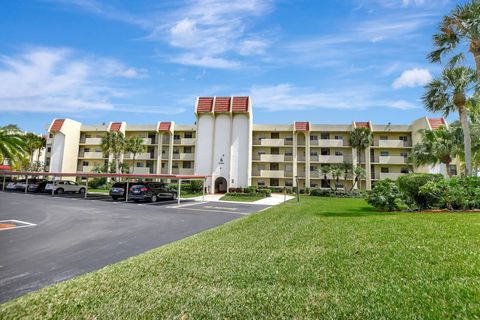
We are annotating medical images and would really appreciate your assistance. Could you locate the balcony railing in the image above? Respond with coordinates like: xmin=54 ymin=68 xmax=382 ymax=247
xmin=79 ymin=152 xmax=105 ymax=159
xmin=80 ymin=137 xmax=102 ymax=145
xmin=375 ymin=155 xmax=408 ymax=164
xmin=131 ymin=167 xmax=154 ymax=174
xmin=172 ymin=168 xmax=194 ymax=175
xmin=310 ymin=139 xmax=349 ymax=147
xmin=372 ymin=172 xmax=406 ymax=180
xmin=375 ymin=140 xmax=412 ymax=147
xmin=172 ymin=153 xmax=195 ymax=161
xmin=174 ymin=138 xmax=196 ymax=145
xmin=124 ymin=152 xmax=155 ymax=160
xmin=310 ymin=155 xmax=346 ymax=163
xmin=77 ymin=166 xmax=96 ymax=172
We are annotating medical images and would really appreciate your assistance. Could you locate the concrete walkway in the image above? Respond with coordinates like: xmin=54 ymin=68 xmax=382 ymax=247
xmin=187 ymin=193 xmax=293 ymax=206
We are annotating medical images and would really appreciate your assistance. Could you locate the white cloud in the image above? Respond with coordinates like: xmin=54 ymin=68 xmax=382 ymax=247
xmin=0 ymin=47 xmax=176 ymax=114
xmin=249 ymin=83 xmax=418 ymax=111
xmin=392 ymin=68 xmax=432 ymax=89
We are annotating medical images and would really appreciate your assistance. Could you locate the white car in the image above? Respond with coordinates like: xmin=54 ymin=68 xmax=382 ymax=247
xmin=44 ymin=180 xmax=86 ymax=194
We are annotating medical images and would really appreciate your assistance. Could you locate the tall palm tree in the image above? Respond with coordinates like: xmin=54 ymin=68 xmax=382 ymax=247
xmin=329 ymin=165 xmax=343 ymax=191
xmin=348 ymin=127 xmax=373 ymax=168
xmin=0 ymin=124 xmax=26 ymax=167
xmin=24 ymin=133 xmax=45 ymax=168
xmin=125 ymin=136 xmax=146 ymax=174
xmin=101 ymin=132 xmax=126 ymax=174
xmin=339 ymin=162 xmax=353 ymax=182
xmin=423 ymin=66 xmax=478 ymax=175
xmin=428 ymin=1 xmax=480 ymax=75
xmin=408 ymin=126 xmax=463 ymax=177
xmin=318 ymin=165 xmax=332 ymax=190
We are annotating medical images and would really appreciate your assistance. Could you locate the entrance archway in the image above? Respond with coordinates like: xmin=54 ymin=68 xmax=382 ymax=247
xmin=214 ymin=177 xmax=228 ymax=193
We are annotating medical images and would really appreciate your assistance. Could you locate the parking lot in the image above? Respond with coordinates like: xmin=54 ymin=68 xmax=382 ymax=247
xmin=0 ymin=191 xmax=270 ymax=302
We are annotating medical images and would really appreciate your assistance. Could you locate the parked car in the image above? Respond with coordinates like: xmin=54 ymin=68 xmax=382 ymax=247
xmin=44 ymin=180 xmax=86 ymax=194
xmin=28 ymin=180 xmax=52 ymax=193
xmin=5 ymin=180 xmax=24 ymax=191
xmin=128 ymin=182 xmax=177 ymax=202
xmin=15 ymin=178 xmax=44 ymax=192
xmin=109 ymin=182 xmax=142 ymax=200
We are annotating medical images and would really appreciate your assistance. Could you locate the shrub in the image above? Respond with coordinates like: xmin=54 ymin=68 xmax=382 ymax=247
xmin=88 ymin=177 xmax=107 ymax=189
xmin=310 ymin=189 xmax=363 ymax=198
xmin=397 ymin=173 xmax=444 ymax=210
xmin=189 ymin=180 xmax=203 ymax=193
xmin=365 ymin=180 xmax=402 ymax=211
xmin=245 ymin=186 xmax=257 ymax=194
xmin=258 ymin=188 xmax=272 ymax=197
xmin=418 ymin=176 xmax=480 ymax=210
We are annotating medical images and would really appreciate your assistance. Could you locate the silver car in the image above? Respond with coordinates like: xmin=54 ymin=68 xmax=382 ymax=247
xmin=44 ymin=180 xmax=86 ymax=194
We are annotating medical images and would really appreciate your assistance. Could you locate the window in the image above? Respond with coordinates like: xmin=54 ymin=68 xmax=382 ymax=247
xmin=285 ymin=180 xmax=293 ymax=187
xmin=183 ymin=161 xmax=192 ymax=169
xmin=95 ymin=148 xmax=101 ymax=153
xmin=136 ymin=162 xmax=144 ymax=167
xmin=335 ymin=151 xmax=343 ymax=156
xmin=85 ymin=134 xmax=91 ymax=138
xmin=174 ymin=134 xmax=181 ymax=140
xmin=271 ymin=132 xmax=280 ymax=139
xmin=400 ymin=167 xmax=409 ymax=174
xmin=285 ymin=165 xmax=293 ymax=172
xmin=185 ymin=132 xmax=193 ymax=138
xmin=84 ymin=148 xmax=90 ymax=152
xmin=285 ymin=151 xmax=293 ymax=156
xmin=258 ymin=180 xmax=266 ymax=186
xmin=334 ymin=135 xmax=343 ymax=140
xmin=258 ymin=150 xmax=265 ymax=155
xmin=449 ymin=165 xmax=458 ymax=176
xmin=49 ymin=133 xmax=53 ymax=138
xmin=399 ymin=136 xmax=409 ymax=141
xmin=285 ymin=136 xmax=293 ymax=142
xmin=400 ymin=152 xmax=408 ymax=158
xmin=321 ymin=148 xmax=330 ymax=156
xmin=47 ymin=147 xmax=51 ymax=152
xmin=161 ymin=163 xmax=165 ymax=168
xmin=310 ymin=165 xmax=317 ymax=171
xmin=380 ymin=151 xmax=389 ymax=157
xmin=310 ymin=183 xmax=318 ymax=188
xmin=379 ymin=136 xmax=388 ymax=140
xmin=173 ymin=149 xmax=179 ymax=154
xmin=82 ymin=161 xmax=89 ymax=166
xmin=271 ymin=148 xmax=279 ymax=155
xmin=184 ymin=146 xmax=192 ymax=153
xmin=310 ymin=135 xmax=318 ymax=141
xmin=320 ymin=133 xmax=330 ymax=139
xmin=381 ymin=167 xmax=389 ymax=173
xmin=310 ymin=151 xmax=318 ymax=156
xmin=271 ymin=178 xmax=279 ymax=186
xmin=172 ymin=163 xmax=179 ymax=169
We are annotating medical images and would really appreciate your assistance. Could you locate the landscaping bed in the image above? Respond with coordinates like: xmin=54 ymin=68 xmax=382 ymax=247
xmin=2 ymin=197 xmax=480 ymax=319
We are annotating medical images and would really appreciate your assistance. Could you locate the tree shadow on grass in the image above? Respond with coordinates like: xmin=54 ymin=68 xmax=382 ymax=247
xmin=314 ymin=206 xmax=401 ymax=217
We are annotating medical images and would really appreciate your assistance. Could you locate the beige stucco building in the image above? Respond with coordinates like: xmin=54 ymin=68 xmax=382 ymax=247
xmin=44 ymin=96 xmax=457 ymax=192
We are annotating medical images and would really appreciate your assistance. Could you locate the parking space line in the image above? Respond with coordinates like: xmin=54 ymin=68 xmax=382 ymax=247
xmin=0 ymin=219 xmax=37 ymax=231
xmin=175 ymin=207 xmax=251 ymax=215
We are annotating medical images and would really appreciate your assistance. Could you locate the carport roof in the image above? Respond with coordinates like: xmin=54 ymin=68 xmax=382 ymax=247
xmin=0 ymin=171 xmax=209 ymax=180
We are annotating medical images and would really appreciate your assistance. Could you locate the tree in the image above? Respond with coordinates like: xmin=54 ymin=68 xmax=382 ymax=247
xmin=125 ymin=136 xmax=146 ymax=174
xmin=423 ymin=66 xmax=478 ymax=175
xmin=329 ymin=165 xmax=343 ymax=190
xmin=0 ymin=124 xmax=26 ymax=167
xmin=350 ymin=166 xmax=366 ymax=191
xmin=408 ymin=126 xmax=463 ymax=177
xmin=428 ymin=1 xmax=480 ymax=76
xmin=24 ymin=133 xmax=46 ymax=169
xmin=101 ymin=132 xmax=126 ymax=174
xmin=318 ymin=165 xmax=332 ymax=190
xmin=349 ymin=127 xmax=373 ymax=168
xmin=339 ymin=162 xmax=353 ymax=182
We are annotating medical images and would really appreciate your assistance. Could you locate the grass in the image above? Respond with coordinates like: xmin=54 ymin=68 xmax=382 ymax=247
xmin=219 ymin=194 xmax=266 ymax=202
xmin=87 ymin=188 xmax=109 ymax=193
xmin=2 ymin=197 xmax=480 ymax=319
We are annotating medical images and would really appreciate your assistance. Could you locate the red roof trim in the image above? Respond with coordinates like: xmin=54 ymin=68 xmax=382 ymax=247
xmin=214 ymin=97 xmax=231 ymax=112
xmin=197 ymin=97 xmax=214 ymax=112
xmin=355 ymin=122 xmax=370 ymax=129
xmin=428 ymin=118 xmax=446 ymax=129
xmin=295 ymin=122 xmax=310 ymax=131
xmin=50 ymin=119 xmax=65 ymax=133
xmin=158 ymin=122 xmax=172 ymax=132
xmin=0 ymin=165 xmax=11 ymax=170
xmin=232 ymin=96 xmax=249 ymax=112
xmin=110 ymin=122 xmax=122 ymax=132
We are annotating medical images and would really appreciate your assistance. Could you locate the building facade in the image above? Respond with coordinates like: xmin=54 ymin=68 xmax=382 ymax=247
xmin=44 ymin=96 xmax=457 ymax=192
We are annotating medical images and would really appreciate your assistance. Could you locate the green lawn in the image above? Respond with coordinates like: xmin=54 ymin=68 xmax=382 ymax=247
xmin=87 ymin=188 xmax=109 ymax=193
xmin=2 ymin=197 xmax=480 ymax=319
xmin=219 ymin=194 xmax=266 ymax=202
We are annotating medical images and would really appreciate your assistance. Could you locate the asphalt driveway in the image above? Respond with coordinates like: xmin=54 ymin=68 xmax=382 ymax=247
xmin=0 ymin=192 xmax=269 ymax=302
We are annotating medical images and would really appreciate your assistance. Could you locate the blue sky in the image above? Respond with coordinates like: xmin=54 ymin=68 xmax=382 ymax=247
xmin=0 ymin=0 xmax=466 ymax=133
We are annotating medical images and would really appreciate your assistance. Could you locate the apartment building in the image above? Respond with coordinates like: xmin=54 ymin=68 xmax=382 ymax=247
xmin=44 ymin=97 xmax=456 ymax=193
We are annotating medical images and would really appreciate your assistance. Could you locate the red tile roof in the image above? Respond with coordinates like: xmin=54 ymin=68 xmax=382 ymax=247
xmin=50 ymin=119 xmax=65 ymax=133
xmin=110 ymin=122 xmax=122 ymax=132
xmin=197 ymin=97 xmax=214 ymax=112
xmin=0 ymin=165 xmax=11 ymax=170
xmin=232 ymin=96 xmax=249 ymax=112
xmin=158 ymin=122 xmax=172 ymax=132
xmin=355 ymin=122 xmax=370 ymax=129
xmin=295 ymin=122 xmax=310 ymax=131
xmin=428 ymin=118 xmax=446 ymax=129
xmin=214 ymin=97 xmax=231 ymax=112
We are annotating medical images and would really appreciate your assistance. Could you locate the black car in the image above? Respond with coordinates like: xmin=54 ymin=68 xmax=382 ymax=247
xmin=28 ymin=180 xmax=51 ymax=193
xmin=128 ymin=182 xmax=177 ymax=202
xmin=109 ymin=182 xmax=142 ymax=200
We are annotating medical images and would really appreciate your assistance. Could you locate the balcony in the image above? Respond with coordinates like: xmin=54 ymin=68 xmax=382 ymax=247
xmin=311 ymin=139 xmax=347 ymax=147
xmin=80 ymin=137 xmax=102 ymax=145
xmin=376 ymin=155 xmax=408 ymax=164
xmin=172 ymin=168 xmax=195 ymax=175
xmin=161 ymin=168 xmax=169 ymax=174
xmin=79 ymin=152 xmax=104 ymax=159
xmin=256 ymin=138 xmax=285 ymax=147
xmin=77 ymin=166 xmax=96 ymax=172
xmin=315 ymin=155 xmax=345 ymax=163
xmin=174 ymin=138 xmax=196 ymax=145
xmin=252 ymin=170 xmax=285 ymax=178
xmin=172 ymin=153 xmax=195 ymax=161
xmin=310 ymin=171 xmax=334 ymax=179
xmin=131 ymin=167 xmax=153 ymax=174
xmin=124 ymin=152 xmax=155 ymax=160
xmin=372 ymin=172 xmax=405 ymax=180
xmin=376 ymin=140 xmax=412 ymax=148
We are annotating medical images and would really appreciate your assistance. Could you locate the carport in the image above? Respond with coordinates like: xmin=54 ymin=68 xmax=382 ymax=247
xmin=0 ymin=170 xmax=209 ymax=205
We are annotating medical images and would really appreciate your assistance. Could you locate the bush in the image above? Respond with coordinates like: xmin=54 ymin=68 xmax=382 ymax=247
xmin=397 ymin=174 xmax=444 ymax=210
xmin=245 ymin=186 xmax=257 ymax=194
xmin=88 ymin=177 xmax=107 ymax=189
xmin=257 ymin=188 xmax=272 ymax=197
xmin=310 ymin=189 xmax=363 ymax=198
xmin=189 ymin=180 xmax=203 ymax=193
xmin=419 ymin=176 xmax=480 ymax=210
xmin=365 ymin=180 xmax=402 ymax=211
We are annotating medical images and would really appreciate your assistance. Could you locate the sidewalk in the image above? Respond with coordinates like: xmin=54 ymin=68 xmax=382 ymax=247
xmin=186 ymin=193 xmax=293 ymax=206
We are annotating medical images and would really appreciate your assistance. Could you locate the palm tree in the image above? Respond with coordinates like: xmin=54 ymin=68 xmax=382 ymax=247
xmin=350 ymin=166 xmax=366 ymax=191
xmin=125 ymin=136 xmax=146 ymax=174
xmin=0 ymin=124 xmax=26 ymax=167
xmin=339 ymin=162 xmax=353 ymax=182
xmin=329 ymin=165 xmax=343 ymax=191
xmin=408 ymin=126 xmax=463 ymax=177
xmin=349 ymin=127 xmax=373 ymax=168
xmin=318 ymin=165 xmax=332 ymax=190
xmin=423 ymin=66 xmax=478 ymax=175
xmin=101 ymin=132 xmax=126 ymax=174
xmin=24 ymin=133 xmax=46 ymax=169
xmin=428 ymin=1 xmax=480 ymax=75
